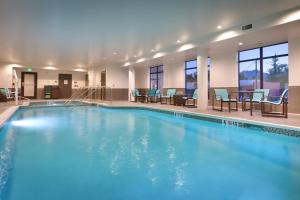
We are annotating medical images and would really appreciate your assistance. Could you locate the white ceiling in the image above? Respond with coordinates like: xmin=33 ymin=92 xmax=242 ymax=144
xmin=0 ymin=0 xmax=299 ymax=69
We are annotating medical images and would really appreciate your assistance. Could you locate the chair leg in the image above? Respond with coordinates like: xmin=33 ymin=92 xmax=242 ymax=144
xmin=221 ymin=101 xmax=223 ymax=112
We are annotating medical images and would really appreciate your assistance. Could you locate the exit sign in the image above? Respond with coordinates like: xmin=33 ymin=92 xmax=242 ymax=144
xmin=26 ymin=67 xmax=32 ymax=72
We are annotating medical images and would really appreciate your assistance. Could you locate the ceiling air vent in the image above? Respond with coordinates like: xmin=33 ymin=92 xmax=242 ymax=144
xmin=242 ymin=24 xmax=253 ymax=31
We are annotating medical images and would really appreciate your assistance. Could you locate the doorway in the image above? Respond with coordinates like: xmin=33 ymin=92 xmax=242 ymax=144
xmin=100 ymin=70 xmax=106 ymax=100
xmin=21 ymin=72 xmax=38 ymax=99
xmin=101 ymin=70 xmax=106 ymax=87
xmin=58 ymin=74 xmax=72 ymax=99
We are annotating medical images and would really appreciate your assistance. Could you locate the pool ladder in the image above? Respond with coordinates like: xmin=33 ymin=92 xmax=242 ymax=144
xmin=174 ymin=112 xmax=184 ymax=118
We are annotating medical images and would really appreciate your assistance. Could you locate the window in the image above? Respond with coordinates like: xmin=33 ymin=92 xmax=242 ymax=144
xmin=149 ymin=65 xmax=163 ymax=90
xmin=208 ymin=57 xmax=211 ymax=99
xmin=185 ymin=60 xmax=197 ymax=97
xmin=238 ymin=43 xmax=288 ymax=97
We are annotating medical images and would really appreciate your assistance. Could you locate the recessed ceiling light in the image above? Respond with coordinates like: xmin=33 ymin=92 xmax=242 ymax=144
xmin=176 ymin=40 xmax=181 ymax=43
xmin=74 ymin=69 xmax=86 ymax=72
xmin=44 ymin=66 xmax=57 ymax=70
xmin=217 ymin=25 xmax=222 ymax=29
xmin=113 ymin=52 xmax=117 ymax=55
xmin=124 ymin=62 xmax=131 ymax=67
xmin=153 ymin=52 xmax=166 ymax=59
xmin=136 ymin=58 xmax=145 ymax=63
xmin=177 ymin=43 xmax=196 ymax=52
xmin=238 ymin=42 xmax=244 ymax=46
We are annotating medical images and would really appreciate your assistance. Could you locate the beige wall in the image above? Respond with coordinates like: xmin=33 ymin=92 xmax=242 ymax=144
xmin=288 ymin=36 xmax=300 ymax=86
xmin=210 ymin=51 xmax=238 ymax=88
xmin=106 ymin=65 xmax=128 ymax=89
xmin=134 ymin=57 xmax=187 ymax=89
xmin=164 ymin=58 xmax=185 ymax=89
xmin=135 ymin=67 xmax=149 ymax=88
xmin=0 ymin=64 xmax=13 ymax=88
xmin=14 ymin=68 xmax=87 ymax=89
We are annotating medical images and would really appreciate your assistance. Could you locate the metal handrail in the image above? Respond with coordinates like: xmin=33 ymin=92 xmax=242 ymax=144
xmin=63 ymin=86 xmax=113 ymax=105
xmin=64 ymin=87 xmax=87 ymax=104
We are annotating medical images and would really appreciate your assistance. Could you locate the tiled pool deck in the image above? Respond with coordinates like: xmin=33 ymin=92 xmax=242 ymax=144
xmin=1 ymin=100 xmax=300 ymax=137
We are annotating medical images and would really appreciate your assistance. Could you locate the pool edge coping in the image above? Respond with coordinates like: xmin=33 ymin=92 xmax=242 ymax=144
xmin=1 ymin=101 xmax=300 ymax=138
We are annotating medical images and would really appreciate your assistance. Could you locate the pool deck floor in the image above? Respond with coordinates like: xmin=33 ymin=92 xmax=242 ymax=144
xmin=1 ymin=100 xmax=300 ymax=129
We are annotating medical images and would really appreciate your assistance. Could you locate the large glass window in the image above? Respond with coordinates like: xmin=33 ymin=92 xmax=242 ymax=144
xmin=208 ymin=57 xmax=211 ymax=99
xmin=185 ymin=60 xmax=197 ymax=97
xmin=238 ymin=43 xmax=288 ymax=97
xmin=149 ymin=65 xmax=163 ymax=90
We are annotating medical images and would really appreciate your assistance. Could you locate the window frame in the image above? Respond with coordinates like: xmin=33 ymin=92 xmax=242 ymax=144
xmin=185 ymin=59 xmax=197 ymax=97
xmin=238 ymin=42 xmax=288 ymax=92
xmin=149 ymin=65 xmax=163 ymax=90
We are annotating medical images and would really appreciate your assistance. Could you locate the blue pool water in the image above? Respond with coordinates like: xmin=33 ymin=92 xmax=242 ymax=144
xmin=0 ymin=106 xmax=300 ymax=200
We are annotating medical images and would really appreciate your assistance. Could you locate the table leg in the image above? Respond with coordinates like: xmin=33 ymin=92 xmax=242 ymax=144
xmin=250 ymin=98 xmax=253 ymax=116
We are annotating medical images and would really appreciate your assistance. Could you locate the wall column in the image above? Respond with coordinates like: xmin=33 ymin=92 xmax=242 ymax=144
xmin=128 ymin=67 xmax=135 ymax=101
xmin=197 ymin=53 xmax=208 ymax=110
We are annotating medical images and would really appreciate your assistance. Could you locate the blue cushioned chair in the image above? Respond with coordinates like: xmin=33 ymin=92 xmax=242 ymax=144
xmin=130 ymin=89 xmax=143 ymax=102
xmin=261 ymin=89 xmax=288 ymax=118
xmin=161 ymin=89 xmax=176 ymax=104
xmin=146 ymin=89 xmax=157 ymax=103
xmin=242 ymin=89 xmax=269 ymax=112
xmin=183 ymin=89 xmax=198 ymax=107
xmin=213 ymin=89 xmax=238 ymax=112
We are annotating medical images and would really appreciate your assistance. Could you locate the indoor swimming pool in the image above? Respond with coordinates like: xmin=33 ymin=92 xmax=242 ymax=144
xmin=0 ymin=106 xmax=299 ymax=200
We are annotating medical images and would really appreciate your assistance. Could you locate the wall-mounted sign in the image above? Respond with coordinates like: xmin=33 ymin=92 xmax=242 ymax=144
xmin=26 ymin=67 xmax=33 ymax=72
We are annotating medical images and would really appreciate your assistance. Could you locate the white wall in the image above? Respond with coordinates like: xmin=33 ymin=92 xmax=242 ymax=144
xmin=163 ymin=58 xmax=185 ymax=89
xmin=134 ymin=57 xmax=186 ymax=89
xmin=210 ymin=50 xmax=238 ymax=88
xmin=288 ymin=36 xmax=300 ymax=86
xmin=135 ymin=67 xmax=149 ymax=88
xmin=106 ymin=65 xmax=128 ymax=88
xmin=0 ymin=64 xmax=13 ymax=88
xmin=14 ymin=68 xmax=87 ymax=89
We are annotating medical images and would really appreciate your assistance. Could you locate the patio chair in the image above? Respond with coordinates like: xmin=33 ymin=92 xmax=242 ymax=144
xmin=261 ymin=89 xmax=288 ymax=118
xmin=212 ymin=89 xmax=238 ymax=112
xmin=146 ymin=89 xmax=157 ymax=103
xmin=183 ymin=89 xmax=198 ymax=108
xmin=130 ymin=89 xmax=143 ymax=102
xmin=161 ymin=89 xmax=176 ymax=104
xmin=0 ymin=88 xmax=7 ymax=102
xmin=242 ymin=89 xmax=269 ymax=111
xmin=3 ymin=88 xmax=15 ymax=101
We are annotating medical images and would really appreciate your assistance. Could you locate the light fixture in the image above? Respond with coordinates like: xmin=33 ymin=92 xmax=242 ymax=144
xmin=153 ymin=52 xmax=166 ymax=59
xmin=113 ymin=52 xmax=117 ymax=55
xmin=177 ymin=43 xmax=196 ymax=52
xmin=74 ymin=69 xmax=87 ymax=72
xmin=44 ymin=66 xmax=57 ymax=70
xmin=176 ymin=40 xmax=181 ymax=43
xmin=238 ymin=42 xmax=244 ymax=46
xmin=151 ymin=49 xmax=155 ymax=52
xmin=136 ymin=58 xmax=145 ymax=63
xmin=217 ymin=25 xmax=222 ymax=29
xmin=124 ymin=62 xmax=131 ymax=67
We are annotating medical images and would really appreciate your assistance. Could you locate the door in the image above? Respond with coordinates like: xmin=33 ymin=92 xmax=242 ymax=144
xmin=101 ymin=70 xmax=106 ymax=87
xmin=59 ymin=74 xmax=72 ymax=99
xmin=21 ymin=72 xmax=37 ymax=99
xmin=100 ymin=71 xmax=106 ymax=100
